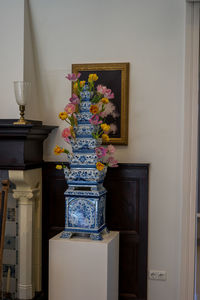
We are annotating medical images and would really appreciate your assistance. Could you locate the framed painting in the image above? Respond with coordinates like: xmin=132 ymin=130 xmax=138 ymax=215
xmin=72 ymin=62 xmax=129 ymax=145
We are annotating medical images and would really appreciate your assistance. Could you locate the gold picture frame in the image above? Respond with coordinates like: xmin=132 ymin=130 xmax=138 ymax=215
xmin=72 ymin=62 xmax=129 ymax=145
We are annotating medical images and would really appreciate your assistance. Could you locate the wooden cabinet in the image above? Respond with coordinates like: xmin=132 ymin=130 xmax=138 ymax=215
xmin=104 ymin=164 xmax=149 ymax=300
xmin=42 ymin=163 xmax=149 ymax=300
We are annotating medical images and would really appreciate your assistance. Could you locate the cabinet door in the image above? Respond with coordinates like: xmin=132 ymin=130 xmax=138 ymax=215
xmin=104 ymin=164 xmax=149 ymax=300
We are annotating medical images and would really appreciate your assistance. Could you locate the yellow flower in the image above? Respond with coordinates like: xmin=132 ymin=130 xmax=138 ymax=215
xmin=93 ymin=74 xmax=98 ymax=81
xmin=56 ymin=165 xmax=62 ymax=170
xmin=80 ymin=80 xmax=86 ymax=87
xmin=54 ymin=145 xmax=64 ymax=155
xmin=88 ymin=74 xmax=98 ymax=82
xmin=90 ymin=105 xmax=99 ymax=114
xmin=102 ymin=134 xmax=110 ymax=142
xmin=96 ymin=162 xmax=105 ymax=171
xmin=59 ymin=112 xmax=68 ymax=120
xmin=73 ymin=82 xmax=78 ymax=91
xmin=101 ymin=97 xmax=109 ymax=104
xmin=101 ymin=124 xmax=110 ymax=132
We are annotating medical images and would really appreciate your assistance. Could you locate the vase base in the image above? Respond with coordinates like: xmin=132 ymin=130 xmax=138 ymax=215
xmin=60 ymin=226 xmax=109 ymax=241
xmin=60 ymin=231 xmax=73 ymax=239
xmin=104 ymin=227 xmax=110 ymax=234
xmin=90 ymin=232 xmax=103 ymax=240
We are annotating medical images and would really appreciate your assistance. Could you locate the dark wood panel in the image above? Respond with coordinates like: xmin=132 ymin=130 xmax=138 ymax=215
xmin=42 ymin=162 xmax=149 ymax=300
xmin=119 ymin=232 xmax=139 ymax=294
xmin=104 ymin=164 xmax=148 ymax=300
xmin=0 ymin=119 xmax=56 ymax=169
xmin=105 ymin=179 xmax=139 ymax=231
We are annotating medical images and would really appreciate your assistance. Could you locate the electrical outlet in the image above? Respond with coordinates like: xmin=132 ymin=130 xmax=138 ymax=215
xmin=149 ymin=270 xmax=167 ymax=281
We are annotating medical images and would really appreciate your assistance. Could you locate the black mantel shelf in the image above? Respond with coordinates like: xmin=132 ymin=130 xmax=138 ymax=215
xmin=0 ymin=119 xmax=57 ymax=170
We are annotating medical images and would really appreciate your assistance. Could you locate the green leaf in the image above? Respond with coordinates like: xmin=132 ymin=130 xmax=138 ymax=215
xmin=91 ymin=94 xmax=101 ymax=104
xmin=64 ymin=149 xmax=70 ymax=154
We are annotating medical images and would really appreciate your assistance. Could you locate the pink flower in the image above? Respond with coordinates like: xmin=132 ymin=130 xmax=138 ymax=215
xmin=104 ymin=89 xmax=114 ymax=99
xmin=64 ymin=137 xmax=70 ymax=143
xmin=99 ymin=102 xmax=119 ymax=119
xmin=109 ymin=123 xmax=117 ymax=134
xmin=62 ymin=128 xmax=71 ymax=142
xmin=89 ymin=114 xmax=102 ymax=125
xmin=97 ymin=85 xmax=107 ymax=95
xmin=72 ymin=113 xmax=77 ymax=120
xmin=107 ymin=156 xmax=118 ymax=167
xmin=95 ymin=147 xmax=107 ymax=159
xmin=64 ymin=103 xmax=76 ymax=114
xmin=65 ymin=73 xmax=81 ymax=81
xmin=97 ymin=85 xmax=114 ymax=99
xmin=107 ymin=145 xmax=116 ymax=155
xmin=69 ymin=94 xmax=80 ymax=105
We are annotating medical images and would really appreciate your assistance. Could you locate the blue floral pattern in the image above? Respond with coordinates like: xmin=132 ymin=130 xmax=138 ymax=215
xmin=71 ymin=138 xmax=101 ymax=151
xmin=68 ymin=168 xmax=107 ymax=183
xmin=61 ymin=83 xmax=108 ymax=240
xmin=68 ymin=198 xmax=95 ymax=228
xmin=77 ymin=112 xmax=92 ymax=123
xmin=79 ymin=101 xmax=91 ymax=112
xmin=80 ymin=90 xmax=91 ymax=99
xmin=74 ymin=124 xmax=95 ymax=137
xmin=71 ymin=153 xmax=98 ymax=166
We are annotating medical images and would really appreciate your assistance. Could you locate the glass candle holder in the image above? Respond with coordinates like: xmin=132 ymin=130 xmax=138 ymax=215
xmin=13 ymin=81 xmax=31 ymax=125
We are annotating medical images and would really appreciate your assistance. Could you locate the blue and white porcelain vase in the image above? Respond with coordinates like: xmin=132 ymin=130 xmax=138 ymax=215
xmin=61 ymin=84 xmax=109 ymax=240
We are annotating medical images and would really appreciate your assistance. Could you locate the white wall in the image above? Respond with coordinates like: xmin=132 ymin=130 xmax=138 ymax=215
xmin=28 ymin=1 xmax=186 ymax=299
xmin=1 ymin=0 xmax=186 ymax=300
xmin=0 ymin=0 xmax=24 ymax=118
xmin=0 ymin=0 xmax=41 ymax=120
xmin=24 ymin=0 xmax=42 ymax=120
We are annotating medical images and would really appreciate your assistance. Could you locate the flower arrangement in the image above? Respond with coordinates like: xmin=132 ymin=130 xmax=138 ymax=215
xmin=54 ymin=72 xmax=118 ymax=171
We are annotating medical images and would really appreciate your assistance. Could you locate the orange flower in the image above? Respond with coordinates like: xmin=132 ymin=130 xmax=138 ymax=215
xmin=80 ymin=80 xmax=86 ymax=87
xmin=101 ymin=97 xmax=109 ymax=104
xmin=102 ymin=134 xmax=110 ymax=142
xmin=59 ymin=112 xmax=68 ymax=120
xmin=54 ymin=145 xmax=64 ymax=155
xmin=90 ymin=105 xmax=99 ymax=114
xmin=96 ymin=162 xmax=105 ymax=171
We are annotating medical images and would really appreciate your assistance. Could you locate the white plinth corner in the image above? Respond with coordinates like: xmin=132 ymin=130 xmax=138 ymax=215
xmin=49 ymin=231 xmax=119 ymax=300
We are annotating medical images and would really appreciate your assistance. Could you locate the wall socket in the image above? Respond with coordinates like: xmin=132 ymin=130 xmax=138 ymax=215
xmin=149 ymin=270 xmax=167 ymax=281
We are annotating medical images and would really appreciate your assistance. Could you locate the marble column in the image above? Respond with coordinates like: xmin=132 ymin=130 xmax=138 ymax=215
xmin=9 ymin=169 xmax=42 ymax=299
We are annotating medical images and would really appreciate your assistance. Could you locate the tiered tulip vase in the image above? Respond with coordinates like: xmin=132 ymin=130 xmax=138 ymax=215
xmin=61 ymin=84 xmax=109 ymax=241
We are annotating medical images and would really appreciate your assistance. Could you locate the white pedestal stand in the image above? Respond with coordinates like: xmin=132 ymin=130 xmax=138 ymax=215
xmin=49 ymin=231 xmax=119 ymax=300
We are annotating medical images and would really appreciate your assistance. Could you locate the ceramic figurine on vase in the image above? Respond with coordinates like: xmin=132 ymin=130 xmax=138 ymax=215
xmin=54 ymin=73 xmax=118 ymax=240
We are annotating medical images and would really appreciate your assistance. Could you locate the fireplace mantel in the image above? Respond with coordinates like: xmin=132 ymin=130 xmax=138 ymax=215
xmin=0 ymin=119 xmax=57 ymax=299
xmin=0 ymin=119 xmax=57 ymax=169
